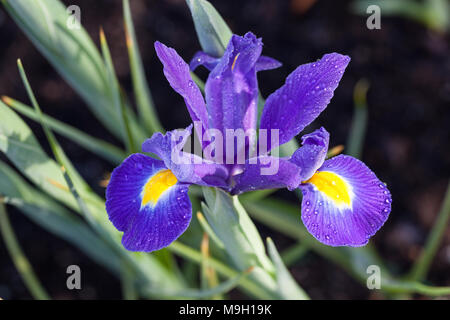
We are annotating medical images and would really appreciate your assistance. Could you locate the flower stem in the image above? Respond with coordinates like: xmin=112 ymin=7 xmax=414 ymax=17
xmin=409 ymin=180 xmax=450 ymax=281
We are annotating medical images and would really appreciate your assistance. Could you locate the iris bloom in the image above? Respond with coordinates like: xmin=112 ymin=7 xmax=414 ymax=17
xmin=105 ymin=32 xmax=391 ymax=252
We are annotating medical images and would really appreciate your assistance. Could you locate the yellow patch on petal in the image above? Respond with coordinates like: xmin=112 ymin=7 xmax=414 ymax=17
xmin=304 ymin=171 xmax=351 ymax=206
xmin=141 ymin=169 xmax=177 ymax=206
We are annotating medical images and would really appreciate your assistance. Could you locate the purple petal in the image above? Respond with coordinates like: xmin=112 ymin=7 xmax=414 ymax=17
xmin=105 ymin=154 xmax=191 ymax=252
xmin=190 ymin=51 xmax=220 ymax=71
xmin=190 ymin=52 xmax=281 ymax=73
xmin=300 ymin=155 xmax=391 ymax=247
xmin=231 ymin=156 xmax=302 ymax=195
xmin=290 ymin=127 xmax=329 ymax=181
xmin=260 ymin=53 xmax=350 ymax=151
xmin=255 ymin=55 xmax=282 ymax=72
xmin=142 ymin=126 xmax=230 ymax=188
xmin=154 ymin=41 xmax=209 ymax=139
xmin=205 ymin=32 xmax=262 ymax=162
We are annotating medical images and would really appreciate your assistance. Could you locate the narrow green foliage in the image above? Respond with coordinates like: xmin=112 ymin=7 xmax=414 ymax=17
xmin=347 ymin=78 xmax=369 ymax=158
xmin=99 ymin=29 xmax=136 ymax=154
xmin=186 ymin=0 xmax=233 ymax=56
xmin=123 ymin=0 xmax=163 ymax=134
xmin=409 ymin=181 xmax=450 ymax=281
xmin=2 ymin=96 xmax=126 ymax=164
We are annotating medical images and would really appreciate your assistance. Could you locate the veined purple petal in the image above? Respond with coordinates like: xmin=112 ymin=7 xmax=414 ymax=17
xmin=260 ymin=53 xmax=350 ymax=151
xmin=205 ymin=32 xmax=262 ymax=163
xmin=142 ymin=126 xmax=229 ymax=188
xmin=290 ymin=127 xmax=329 ymax=181
xmin=299 ymin=155 xmax=391 ymax=247
xmin=105 ymin=154 xmax=191 ymax=252
xmin=154 ymin=41 xmax=209 ymax=140
xmin=231 ymin=156 xmax=302 ymax=195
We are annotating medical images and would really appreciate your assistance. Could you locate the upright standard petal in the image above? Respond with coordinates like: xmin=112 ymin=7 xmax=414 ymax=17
xmin=154 ymin=41 xmax=209 ymax=139
xmin=299 ymin=155 xmax=391 ymax=247
xmin=105 ymin=154 xmax=191 ymax=252
xmin=142 ymin=126 xmax=230 ymax=188
xmin=290 ymin=127 xmax=329 ymax=181
xmin=205 ymin=32 xmax=262 ymax=163
xmin=231 ymin=156 xmax=302 ymax=195
xmin=260 ymin=53 xmax=350 ymax=151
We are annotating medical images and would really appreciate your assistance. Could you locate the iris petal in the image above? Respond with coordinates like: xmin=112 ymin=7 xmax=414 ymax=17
xmin=260 ymin=53 xmax=350 ymax=151
xmin=299 ymin=155 xmax=391 ymax=247
xmin=290 ymin=127 xmax=329 ymax=181
xmin=154 ymin=41 xmax=209 ymax=141
xmin=106 ymin=154 xmax=191 ymax=252
xmin=255 ymin=55 xmax=282 ymax=72
xmin=231 ymin=156 xmax=302 ymax=195
xmin=205 ymin=32 xmax=261 ymax=163
xmin=142 ymin=126 xmax=230 ymax=188
xmin=190 ymin=51 xmax=220 ymax=71
xmin=190 ymin=51 xmax=281 ymax=73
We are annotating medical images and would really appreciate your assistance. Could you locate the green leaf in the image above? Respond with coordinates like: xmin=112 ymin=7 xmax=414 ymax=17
xmin=0 ymin=100 xmax=83 ymax=211
xmin=17 ymin=58 xmax=92 ymax=194
xmin=280 ymin=242 xmax=310 ymax=267
xmin=267 ymin=238 xmax=309 ymax=300
xmin=351 ymin=0 xmax=450 ymax=32
xmin=202 ymin=187 xmax=274 ymax=273
xmin=0 ymin=202 xmax=50 ymax=300
xmin=409 ymin=180 xmax=450 ymax=281
xmin=2 ymin=96 xmax=126 ymax=164
xmin=186 ymin=0 xmax=233 ymax=56
xmin=346 ymin=78 xmax=369 ymax=158
xmin=123 ymin=0 xmax=163 ymax=134
xmin=202 ymin=187 xmax=309 ymax=299
xmin=2 ymin=0 xmax=147 ymax=143
xmin=169 ymin=241 xmax=273 ymax=299
xmin=99 ymin=29 xmax=136 ymax=153
xmin=196 ymin=211 xmax=225 ymax=250
xmin=0 ymin=160 xmax=121 ymax=275
xmin=142 ymin=265 xmax=252 ymax=299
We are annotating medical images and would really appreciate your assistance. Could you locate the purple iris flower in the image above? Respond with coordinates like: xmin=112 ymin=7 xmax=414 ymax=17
xmin=105 ymin=32 xmax=391 ymax=252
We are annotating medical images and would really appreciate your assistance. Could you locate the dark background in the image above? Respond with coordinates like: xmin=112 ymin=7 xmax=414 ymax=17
xmin=0 ymin=0 xmax=449 ymax=299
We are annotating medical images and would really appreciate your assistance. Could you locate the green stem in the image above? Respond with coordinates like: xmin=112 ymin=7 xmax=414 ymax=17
xmin=409 ymin=180 xmax=450 ymax=281
xmin=383 ymin=279 xmax=450 ymax=297
xmin=168 ymin=241 xmax=274 ymax=299
xmin=281 ymin=243 xmax=310 ymax=267
xmin=347 ymin=79 xmax=369 ymax=158
xmin=0 ymin=203 xmax=50 ymax=300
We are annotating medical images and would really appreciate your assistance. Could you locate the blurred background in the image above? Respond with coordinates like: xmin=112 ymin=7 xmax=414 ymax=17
xmin=0 ymin=0 xmax=449 ymax=299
